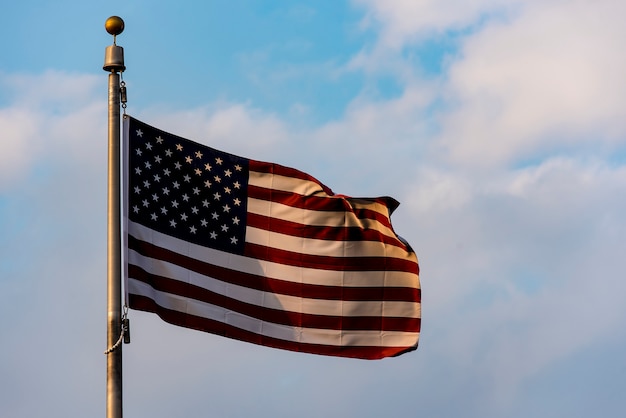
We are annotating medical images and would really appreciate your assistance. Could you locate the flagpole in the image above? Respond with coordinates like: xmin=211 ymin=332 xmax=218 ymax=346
xmin=103 ymin=16 xmax=126 ymax=418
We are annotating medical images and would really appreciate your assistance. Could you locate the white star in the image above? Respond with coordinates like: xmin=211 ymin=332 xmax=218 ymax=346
xmin=154 ymin=155 xmax=162 ymax=163
xmin=210 ymin=231 xmax=218 ymax=239
xmin=232 ymin=216 xmax=240 ymax=225
xmin=181 ymin=213 xmax=188 ymax=221
xmin=150 ymin=213 xmax=158 ymax=221
xmin=234 ymin=164 xmax=242 ymax=171
xmin=200 ymin=219 xmax=208 ymax=227
xmin=183 ymin=175 xmax=191 ymax=183
xmin=143 ymin=180 xmax=151 ymax=188
xmin=162 ymin=187 xmax=170 ymax=195
xmin=182 ymin=194 xmax=190 ymax=202
xmin=165 ymin=149 xmax=173 ymax=157
xmin=213 ymin=192 xmax=221 ymax=200
xmin=134 ymin=186 xmax=141 ymax=194
xmin=156 ymin=136 xmax=163 ymax=144
xmin=204 ymin=180 xmax=212 ymax=188
xmin=135 ymin=167 xmax=142 ymax=175
xmin=161 ymin=207 xmax=168 ymax=215
xmin=195 ymin=151 xmax=203 ymax=159
xmin=152 ymin=193 xmax=159 ymax=201
xmin=191 ymin=207 xmax=199 ymax=215
xmin=194 ymin=168 xmax=202 ymax=176
xmin=223 ymin=204 xmax=231 ymax=213
xmin=170 ymin=219 xmax=177 ymax=227
xmin=132 ymin=205 xmax=139 ymax=213
xmin=233 ymin=198 xmax=241 ymax=206
xmin=174 ymin=162 xmax=182 ymax=170
xmin=215 ymin=157 xmax=223 ymax=165
xmin=202 ymin=199 xmax=210 ymax=207
xmin=153 ymin=174 xmax=161 ymax=182
xmin=185 ymin=156 xmax=193 ymax=164
xmin=224 ymin=169 xmax=232 ymax=177
xmin=142 ymin=199 xmax=149 ymax=207
xmin=230 ymin=236 xmax=238 ymax=245
xmin=172 ymin=181 xmax=180 ymax=189
xmin=224 ymin=186 xmax=231 ymax=194
xmin=145 ymin=143 xmax=153 ymax=150
xmin=136 ymin=129 xmax=143 ymax=137
xmin=214 ymin=175 xmax=221 ymax=183
xmin=172 ymin=200 xmax=179 ymax=208
xmin=192 ymin=187 xmax=200 ymax=195
xmin=190 ymin=226 xmax=197 ymax=234
xmin=163 ymin=168 xmax=171 ymax=176
xmin=233 ymin=181 xmax=241 ymax=189
xmin=144 ymin=161 xmax=151 ymax=169
xmin=212 ymin=212 xmax=219 ymax=220
xmin=135 ymin=148 xmax=142 ymax=156
xmin=176 ymin=144 xmax=183 ymax=151
xmin=204 ymin=163 xmax=212 ymax=171
xmin=221 ymin=224 xmax=229 ymax=232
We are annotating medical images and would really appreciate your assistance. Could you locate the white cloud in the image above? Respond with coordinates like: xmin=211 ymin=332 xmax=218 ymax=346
xmin=2 ymin=70 xmax=102 ymax=108
xmin=353 ymin=0 xmax=514 ymax=48
xmin=138 ymin=103 xmax=291 ymax=163
xmin=0 ymin=71 xmax=108 ymax=417
xmin=0 ymin=71 xmax=104 ymax=189
xmin=402 ymin=156 xmax=626 ymax=409
xmin=138 ymin=84 xmax=435 ymax=198
xmin=351 ymin=0 xmax=626 ymax=168
xmin=0 ymin=107 xmax=40 ymax=188
xmin=438 ymin=0 xmax=626 ymax=167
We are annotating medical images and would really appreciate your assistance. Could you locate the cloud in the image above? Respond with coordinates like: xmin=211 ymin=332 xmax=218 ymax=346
xmin=354 ymin=0 xmax=515 ymax=48
xmin=0 ymin=71 xmax=107 ymax=416
xmin=438 ymin=0 xmax=626 ymax=167
xmin=0 ymin=107 xmax=40 ymax=188
xmin=0 ymin=70 xmax=104 ymax=189
xmin=401 ymin=156 xmax=626 ymax=412
xmin=350 ymin=0 xmax=626 ymax=168
xmin=138 ymin=103 xmax=290 ymax=162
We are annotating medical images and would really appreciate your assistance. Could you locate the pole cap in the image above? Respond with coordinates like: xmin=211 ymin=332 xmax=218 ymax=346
xmin=105 ymin=16 xmax=125 ymax=36
xmin=103 ymin=16 xmax=125 ymax=72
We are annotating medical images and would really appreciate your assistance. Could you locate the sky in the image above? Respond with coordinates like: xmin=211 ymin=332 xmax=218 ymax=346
xmin=2 ymin=0 xmax=626 ymax=417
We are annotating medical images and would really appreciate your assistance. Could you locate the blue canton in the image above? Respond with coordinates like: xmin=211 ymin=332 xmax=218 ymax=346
xmin=128 ymin=118 xmax=249 ymax=254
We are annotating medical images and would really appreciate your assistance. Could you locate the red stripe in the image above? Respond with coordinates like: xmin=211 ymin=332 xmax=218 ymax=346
xmin=128 ymin=235 xmax=420 ymax=302
xmin=243 ymin=242 xmax=418 ymax=272
xmin=247 ymin=213 xmax=408 ymax=250
xmin=130 ymin=294 xmax=418 ymax=360
xmin=128 ymin=265 xmax=421 ymax=332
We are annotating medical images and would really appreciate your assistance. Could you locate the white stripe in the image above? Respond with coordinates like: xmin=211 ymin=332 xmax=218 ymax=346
xmin=128 ymin=221 xmax=419 ymax=289
xmin=128 ymin=248 xmax=421 ymax=318
xmin=249 ymin=170 xmax=327 ymax=197
xmin=245 ymin=226 xmax=410 ymax=260
xmin=129 ymin=279 xmax=419 ymax=348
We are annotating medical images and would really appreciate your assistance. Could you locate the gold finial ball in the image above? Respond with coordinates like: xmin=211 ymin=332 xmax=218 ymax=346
xmin=105 ymin=16 xmax=125 ymax=36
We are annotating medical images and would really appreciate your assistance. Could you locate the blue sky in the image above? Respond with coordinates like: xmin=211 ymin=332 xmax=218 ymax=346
xmin=2 ymin=1 xmax=626 ymax=417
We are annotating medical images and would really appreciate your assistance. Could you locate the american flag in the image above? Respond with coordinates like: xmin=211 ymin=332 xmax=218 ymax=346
xmin=124 ymin=116 xmax=421 ymax=359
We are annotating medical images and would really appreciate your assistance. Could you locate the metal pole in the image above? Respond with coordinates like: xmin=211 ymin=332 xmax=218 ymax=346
xmin=103 ymin=16 xmax=125 ymax=418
